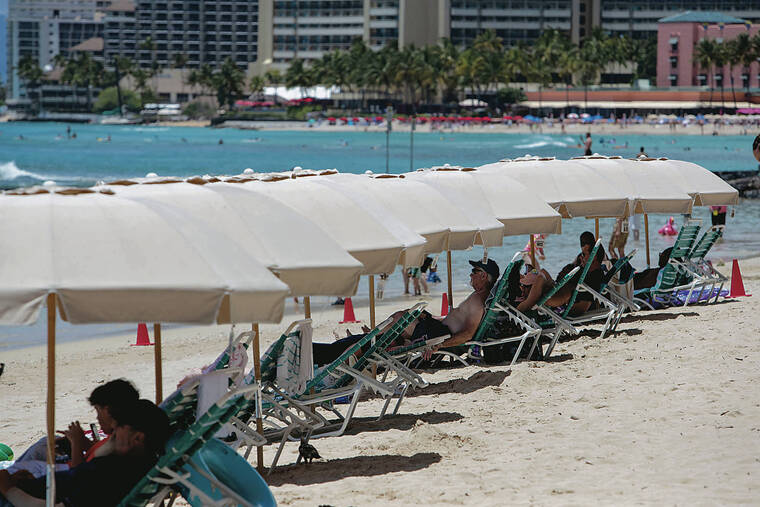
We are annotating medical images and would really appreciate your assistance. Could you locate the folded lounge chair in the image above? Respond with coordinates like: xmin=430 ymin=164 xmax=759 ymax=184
xmin=682 ymin=225 xmax=727 ymax=304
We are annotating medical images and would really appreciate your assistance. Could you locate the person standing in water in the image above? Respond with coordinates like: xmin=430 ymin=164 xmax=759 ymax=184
xmin=583 ymin=132 xmax=592 ymax=156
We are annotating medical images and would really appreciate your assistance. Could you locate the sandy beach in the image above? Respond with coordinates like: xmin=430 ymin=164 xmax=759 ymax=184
xmin=208 ymin=119 xmax=756 ymax=137
xmin=1 ymin=257 xmax=759 ymax=505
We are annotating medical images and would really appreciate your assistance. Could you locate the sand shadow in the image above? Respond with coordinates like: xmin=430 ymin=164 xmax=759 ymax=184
xmin=406 ymin=370 xmax=510 ymax=398
xmin=543 ymin=352 xmax=574 ymax=363
xmin=267 ymin=452 xmax=442 ymax=486
xmin=342 ymin=410 xmax=464 ymax=436
xmin=619 ymin=311 xmax=699 ymax=324
xmin=576 ymin=327 xmax=643 ymax=339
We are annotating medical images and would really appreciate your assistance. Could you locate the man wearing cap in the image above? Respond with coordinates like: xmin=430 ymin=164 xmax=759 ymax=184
xmin=0 ymin=398 xmax=170 ymax=507
xmin=406 ymin=258 xmax=499 ymax=359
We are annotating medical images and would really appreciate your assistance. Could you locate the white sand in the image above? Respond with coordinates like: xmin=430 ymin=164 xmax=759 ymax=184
xmin=2 ymin=259 xmax=759 ymax=505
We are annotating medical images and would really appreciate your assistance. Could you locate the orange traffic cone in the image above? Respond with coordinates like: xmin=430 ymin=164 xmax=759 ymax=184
xmin=729 ymin=259 xmax=751 ymax=298
xmin=132 ymin=323 xmax=154 ymax=346
xmin=339 ymin=297 xmax=360 ymax=324
xmin=440 ymin=292 xmax=449 ymax=317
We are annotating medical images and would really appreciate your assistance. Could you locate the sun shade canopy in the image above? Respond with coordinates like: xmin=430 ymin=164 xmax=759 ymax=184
xmin=633 ymin=158 xmax=739 ymax=207
xmin=105 ymin=180 xmax=364 ymax=297
xmin=0 ymin=191 xmax=289 ymax=326
xmin=477 ymin=157 xmax=631 ymax=218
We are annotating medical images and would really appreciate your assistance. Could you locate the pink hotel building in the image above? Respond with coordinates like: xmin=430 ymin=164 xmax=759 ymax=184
xmin=657 ymin=11 xmax=760 ymax=89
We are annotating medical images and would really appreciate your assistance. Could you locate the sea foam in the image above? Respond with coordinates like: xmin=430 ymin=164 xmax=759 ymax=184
xmin=0 ymin=161 xmax=46 ymax=182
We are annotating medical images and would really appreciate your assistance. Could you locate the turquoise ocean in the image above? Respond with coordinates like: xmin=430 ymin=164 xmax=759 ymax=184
xmin=1 ymin=122 xmax=758 ymax=349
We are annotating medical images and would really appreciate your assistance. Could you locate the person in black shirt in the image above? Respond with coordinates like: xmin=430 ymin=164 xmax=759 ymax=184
xmin=0 ymin=398 xmax=170 ymax=507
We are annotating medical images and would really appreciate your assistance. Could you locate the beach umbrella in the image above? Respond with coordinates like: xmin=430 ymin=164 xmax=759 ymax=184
xmin=477 ymin=157 xmax=631 ymax=220
xmin=0 ymin=188 xmax=290 ymax=503
xmin=403 ymin=167 xmax=508 ymax=307
xmin=227 ymin=172 xmax=428 ymax=275
xmin=107 ymin=179 xmax=364 ymax=298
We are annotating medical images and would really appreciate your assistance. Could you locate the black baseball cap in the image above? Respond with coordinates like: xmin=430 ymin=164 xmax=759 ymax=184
xmin=469 ymin=258 xmax=500 ymax=281
xmin=112 ymin=398 xmax=170 ymax=454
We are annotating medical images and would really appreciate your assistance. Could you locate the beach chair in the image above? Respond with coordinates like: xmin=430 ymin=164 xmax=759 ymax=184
xmin=600 ymin=249 xmax=640 ymax=327
xmin=524 ymin=266 xmax=581 ymax=360
xmin=431 ymin=252 xmax=541 ymax=368
xmin=231 ymin=307 xmax=433 ymax=470
xmin=554 ymin=239 xmax=619 ymax=340
xmin=682 ymin=225 xmax=727 ymax=304
xmin=118 ymin=384 xmax=276 ymax=507
xmin=634 ymin=220 xmax=702 ymax=309
xmin=160 ymin=329 xmax=253 ymax=432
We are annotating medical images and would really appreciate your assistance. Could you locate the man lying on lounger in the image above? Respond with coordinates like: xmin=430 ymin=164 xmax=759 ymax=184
xmin=312 ymin=258 xmax=499 ymax=365
xmin=0 ymin=398 xmax=170 ymax=507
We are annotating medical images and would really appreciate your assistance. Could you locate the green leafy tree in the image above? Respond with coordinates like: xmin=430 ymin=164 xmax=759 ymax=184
xmin=93 ymin=86 xmax=140 ymax=113
xmin=212 ymin=57 xmax=245 ymax=109
xmin=263 ymin=68 xmax=282 ymax=104
xmin=16 ymin=54 xmax=43 ymax=113
xmin=694 ymin=38 xmax=717 ymax=105
xmin=285 ymin=58 xmax=313 ymax=98
xmin=248 ymin=75 xmax=265 ymax=97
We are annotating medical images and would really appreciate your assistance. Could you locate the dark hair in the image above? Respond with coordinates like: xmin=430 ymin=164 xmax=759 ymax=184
xmin=556 ymin=262 xmax=577 ymax=283
xmin=658 ymin=247 xmax=674 ymax=268
xmin=640 ymin=146 xmax=645 ymax=152
xmin=111 ymin=399 xmax=170 ymax=456
xmin=579 ymin=231 xmax=595 ymax=248
xmin=595 ymin=244 xmax=606 ymax=263
xmin=753 ymin=135 xmax=760 ymax=152
xmin=89 ymin=379 xmax=139 ymax=408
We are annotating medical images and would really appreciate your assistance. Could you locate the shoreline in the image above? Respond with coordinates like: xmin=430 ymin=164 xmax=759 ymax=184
xmin=173 ymin=119 xmax=755 ymax=137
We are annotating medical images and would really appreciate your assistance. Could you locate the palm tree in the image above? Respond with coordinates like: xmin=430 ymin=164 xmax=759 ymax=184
xmin=285 ymin=58 xmax=313 ymax=98
xmin=732 ymin=33 xmax=755 ymax=103
xmin=263 ymin=69 xmax=282 ymax=104
xmin=434 ymin=38 xmax=461 ymax=104
xmin=16 ymin=54 xmax=43 ymax=114
xmin=713 ymin=41 xmax=728 ymax=109
xmin=557 ymin=45 xmax=580 ymax=113
xmin=248 ymin=75 xmax=265 ymax=98
xmin=212 ymin=57 xmax=245 ymax=109
xmin=725 ymin=36 xmax=744 ymax=109
xmin=694 ymin=38 xmax=717 ymax=106
xmin=172 ymin=53 xmax=189 ymax=97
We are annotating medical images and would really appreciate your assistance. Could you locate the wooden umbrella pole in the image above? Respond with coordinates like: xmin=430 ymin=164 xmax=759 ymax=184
xmin=595 ymin=218 xmax=600 ymax=240
xmin=368 ymin=275 xmax=376 ymax=328
xmin=153 ymin=323 xmax=163 ymax=404
xmin=46 ymin=293 xmax=56 ymax=506
xmin=251 ymin=323 xmax=264 ymax=474
xmin=303 ymin=296 xmax=311 ymax=319
xmin=644 ymin=214 xmax=651 ymax=267
xmin=446 ymin=250 xmax=454 ymax=310
xmin=529 ymin=234 xmax=536 ymax=267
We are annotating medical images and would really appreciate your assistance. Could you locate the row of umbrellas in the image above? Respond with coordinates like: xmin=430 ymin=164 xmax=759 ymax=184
xmin=0 ymin=155 xmax=738 ymax=327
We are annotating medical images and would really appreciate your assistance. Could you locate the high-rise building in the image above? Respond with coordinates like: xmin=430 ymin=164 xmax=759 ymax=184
xmin=103 ymin=0 xmax=259 ymax=70
xmin=597 ymin=0 xmax=760 ymax=39
xmin=7 ymin=0 xmax=104 ymax=98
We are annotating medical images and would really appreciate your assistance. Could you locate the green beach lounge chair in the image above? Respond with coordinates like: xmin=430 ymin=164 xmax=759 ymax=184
xmin=634 ymin=219 xmax=702 ymax=309
xmin=683 ymin=225 xmax=727 ymax=304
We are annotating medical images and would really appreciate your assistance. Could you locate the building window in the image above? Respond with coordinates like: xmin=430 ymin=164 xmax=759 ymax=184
xmin=669 ymin=56 xmax=677 ymax=69
xmin=669 ymin=74 xmax=678 ymax=86
xmin=697 ymin=74 xmax=707 ymax=86
xmin=742 ymin=74 xmax=749 ymax=89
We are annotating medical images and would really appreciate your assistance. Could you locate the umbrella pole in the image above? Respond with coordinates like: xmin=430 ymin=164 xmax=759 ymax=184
xmin=530 ymin=234 xmax=536 ymax=267
xmin=368 ymin=275 xmax=376 ymax=328
xmin=595 ymin=218 xmax=600 ymax=240
xmin=251 ymin=323 xmax=264 ymax=474
xmin=46 ymin=293 xmax=56 ymax=507
xmin=304 ymin=296 xmax=311 ymax=319
xmin=644 ymin=214 xmax=651 ymax=267
xmin=153 ymin=323 xmax=162 ymax=404
xmin=446 ymin=250 xmax=453 ymax=310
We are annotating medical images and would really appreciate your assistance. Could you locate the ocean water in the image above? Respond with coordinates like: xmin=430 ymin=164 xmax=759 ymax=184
xmin=1 ymin=122 xmax=758 ymax=349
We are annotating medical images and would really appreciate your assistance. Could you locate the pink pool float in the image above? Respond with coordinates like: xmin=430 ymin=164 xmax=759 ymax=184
xmin=658 ymin=216 xmax=678 ymax=236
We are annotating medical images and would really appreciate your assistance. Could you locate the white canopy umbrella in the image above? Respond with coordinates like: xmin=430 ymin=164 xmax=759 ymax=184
xmin=107 ymin=179 xmax=364 ymax=297
xmin=569 ymin=156 xmax=694 ymax=215
xmin=0 ymin=190 xmax=289 ymax=325
xmin=403 ymin=168 xmax=506 ymax=247
xmin=477 ymin=156 xmax=631 ymax=219
xmin=307 ymin=172 xmax=480 ymax=254
xmin=0 ymin=188 xmax=290 ymax=504
xmin=231 ymin=174 xmax=427 ymax=275
xmin=634 ymin=158 xmax=739 ymax=206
